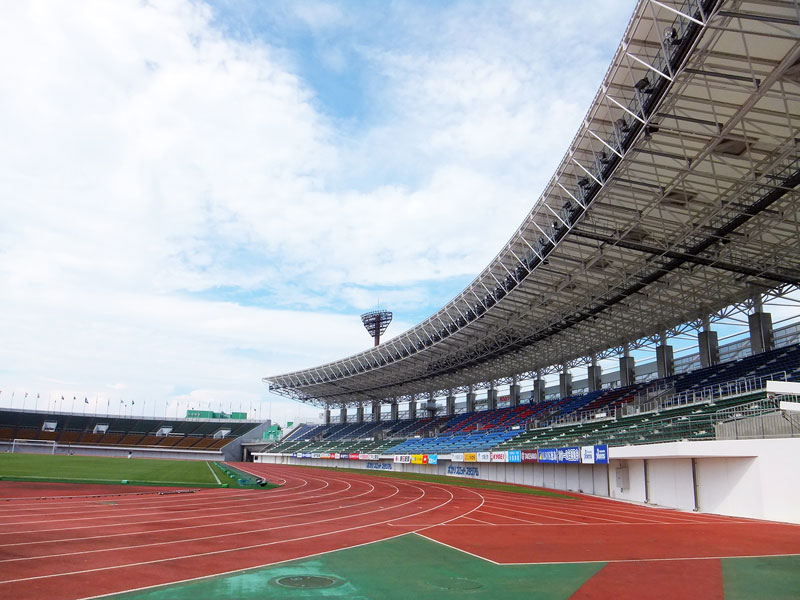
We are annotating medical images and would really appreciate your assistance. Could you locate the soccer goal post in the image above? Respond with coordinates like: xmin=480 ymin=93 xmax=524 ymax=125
xmin=11 ymin=439 xmax=57 ymax=455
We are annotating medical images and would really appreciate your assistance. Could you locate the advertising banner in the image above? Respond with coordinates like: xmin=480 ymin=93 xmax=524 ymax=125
xmin=411 ymin=454 xmax=424 ymax=464
xmin=302 ymin=453 xmax=312 ymax=459
xmin=428 ymin=454 xmax=438 ymax=465
xmin=334 ymin=453 xmax=340 ymax=460
xmin=367 ymin=453 xmax=380 ymax=461
xmin=422 ymin=454 xmax=429 ymax=464
xmin=507 ymin=450 xmax=522 ymax=463
xmin=329 ymin=453 xmax=336 ymax=459
xmin=394 ymin=454 xmax=411 ymax=464
xmin=538 ymin=448 xmax=558 ymax=463
xmin=490 ymin=451 xmax=506 ymax=462
xmin=581 ymin=446 xmax=595 ymax=464
xmin=451 ymin=453 xmax=465 ymax=462
xmin=464 ymin=452 xmax=477 ymax=462
xmin=292 ymin=453 xmax=298 ymax=458
xmin=477 ymin=452 xmax=491 ymax=463
xmin=521 ymin=449 xmax=539 ymax=463
xmin=594 ymin=444 xmax=609 ymax=464
xmin=367 ymin=462 xmax=392 ymax=470
xmin=446 ymin=465 xmax=480 ymax=478
xmin=557 ymin=447 xmax=581 ymax=463
xmin=349 ymin=453 xmax=359 ymax=460
xmin=358 ymin=454 xmax=369 ymax=461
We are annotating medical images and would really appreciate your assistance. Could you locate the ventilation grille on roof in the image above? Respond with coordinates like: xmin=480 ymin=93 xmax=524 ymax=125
xmin=587 ymin=258 xmax=614 ymax=272
xmin=713 ymin=137 xmax=749 ymax=156
xmin=621 ymin=226 xmax=649 ymax=243
xmin=662 ymin=190 xmax=697 ymax=208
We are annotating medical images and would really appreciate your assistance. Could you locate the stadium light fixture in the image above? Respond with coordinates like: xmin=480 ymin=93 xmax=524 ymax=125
xmin=361 ymin=309 xmax=393 ymax=347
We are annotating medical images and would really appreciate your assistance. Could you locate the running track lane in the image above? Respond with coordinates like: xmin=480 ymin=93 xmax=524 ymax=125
xmin=1 ymin=464 xmax=799 ymax=600
xmin=0 ymin=463 xmax=485 ymax=600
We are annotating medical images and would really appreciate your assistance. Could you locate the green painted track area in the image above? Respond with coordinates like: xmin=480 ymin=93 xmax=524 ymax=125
xmin=0 ymin=454 xmax=275 ymax=489
xmin=108 ymin=534 xmax=602 ymax=600
xmin=107 ymin=534 xmax=800 ymax=600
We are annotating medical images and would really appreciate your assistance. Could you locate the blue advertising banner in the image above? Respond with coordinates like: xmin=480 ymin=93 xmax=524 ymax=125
xmin=507 ymin=450 xmax=522 ymax=463
xmin=538 ymin=448 xmax=558 ymax=463
xmin=557 ymin=447 xmax=581 ymax=463
xmin=428 ymin=454 xmax=438 ymax=465
xmin=594 ymin=444 xmax=609 ymax=464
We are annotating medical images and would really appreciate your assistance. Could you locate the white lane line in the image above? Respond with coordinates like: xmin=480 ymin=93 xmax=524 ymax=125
xmin=206 ymin=463 xmax=222 ymax=485
xmin=0 ymin=479 xmax=449 ymax=584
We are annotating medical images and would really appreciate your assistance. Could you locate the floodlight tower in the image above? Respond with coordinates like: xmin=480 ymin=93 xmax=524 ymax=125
xmin=361 ymin=309 xmax=392 ymax=347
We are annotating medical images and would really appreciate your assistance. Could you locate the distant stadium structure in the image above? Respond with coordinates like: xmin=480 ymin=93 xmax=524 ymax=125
xmin=258 ymin=0 xmax=800 ymax=523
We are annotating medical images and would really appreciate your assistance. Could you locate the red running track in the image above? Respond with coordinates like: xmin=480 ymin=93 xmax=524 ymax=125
xmin=0 ymin=463 xmax=798 ymax=600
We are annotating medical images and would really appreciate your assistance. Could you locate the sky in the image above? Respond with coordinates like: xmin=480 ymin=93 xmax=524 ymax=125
xmin=6 ymin=0 xmax=788 ymax=427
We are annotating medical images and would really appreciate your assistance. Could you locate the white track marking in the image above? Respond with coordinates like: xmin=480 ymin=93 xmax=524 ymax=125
xmin=0 ymin=478 xmax=457 ymax=584
xmin=205 ymin=462 xmax=221 ymax=485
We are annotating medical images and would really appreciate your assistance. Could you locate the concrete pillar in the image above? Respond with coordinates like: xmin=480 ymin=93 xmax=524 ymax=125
xmin=408 ymin=394 xmax=417 ymax=420
xmin=619 ymin=345 xmax=635 ymax=387
xmin=339 ymin=406 xmax=347 ymax=423
xmin=356 ymin=402 xmax=364 ymax=423
xmin=749 ymin=295 xmax=774 ymax=354
xmin=372 ymin=400 xmax=381 ymax=423
xmin=510 ymin=377 xmax=521 ymax=407
xmin=587 ymin=356 xmax=602 ymax=392
xmin=324 ymin=408 xmax=331 ymax=425
xmin=425 ymin=392 xmax=437 ymax=417
xmin=698 ymin=316 xmax=720 ymax=368
xmin=655 ymin=331 xmax=675 ymax=379
xmin=486 ymin=382 xmax=498 ymax=411
xmin=559 ymin=365 xmax=573 ymax=398
xmin=532 ymin=373 xmax=546 ymax=403
xmin=466 ymin=387 xmax=476 ymax=413
xmin=446 ymin=393 xmax=456 ymax=416
xmin=391 ymin=398 xmax=399 ymax=421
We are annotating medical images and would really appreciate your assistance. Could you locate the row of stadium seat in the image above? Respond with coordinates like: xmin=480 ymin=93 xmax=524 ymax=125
xmin=265 ymin=343 xmax=800 ymax=456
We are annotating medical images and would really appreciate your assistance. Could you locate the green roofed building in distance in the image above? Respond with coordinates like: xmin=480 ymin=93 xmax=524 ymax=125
xmin=185 ymin=410 xmax=248 ymax=420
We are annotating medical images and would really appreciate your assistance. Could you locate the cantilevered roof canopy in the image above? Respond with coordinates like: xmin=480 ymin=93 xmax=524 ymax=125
xmin=266 ymin=0 xmax=800 ymax=407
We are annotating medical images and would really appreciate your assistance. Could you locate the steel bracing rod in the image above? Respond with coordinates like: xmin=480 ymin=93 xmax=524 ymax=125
xmin=568 ymin=229 xmax=799 ymax=285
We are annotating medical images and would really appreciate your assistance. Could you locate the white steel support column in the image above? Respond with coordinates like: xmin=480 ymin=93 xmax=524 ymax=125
xmin=391 ymin=398 xmax=399 ymax=421
xmin=408 ymin=394 xmax=417 ymax=420
xmin=446 ymin=390 xmax=456 ymax=416
xmin=340 ymin=406 xmax=347 ymax=424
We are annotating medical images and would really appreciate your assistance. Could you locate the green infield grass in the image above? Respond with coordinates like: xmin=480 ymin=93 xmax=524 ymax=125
xmin=0 ymin=453 xmax=277 ymax=489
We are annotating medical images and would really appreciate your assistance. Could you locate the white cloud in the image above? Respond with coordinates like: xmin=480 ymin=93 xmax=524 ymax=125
xmin=0 ymin=0 xmax=638 ymax=421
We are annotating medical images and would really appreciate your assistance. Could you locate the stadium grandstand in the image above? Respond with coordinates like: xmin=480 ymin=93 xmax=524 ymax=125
xmin=259 ymin=0 xmax=800 ymax=523
xmin=0 ymin=409 xmax=269 ymax=461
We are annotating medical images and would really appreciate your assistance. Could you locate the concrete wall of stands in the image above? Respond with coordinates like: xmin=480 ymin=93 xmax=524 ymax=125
xmin=0 ymin=441 xmax=224 ymax=461
xmin=254 ymin=437 xmax=800 ymax=524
